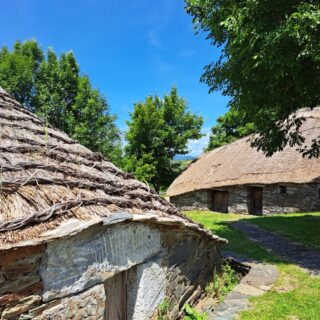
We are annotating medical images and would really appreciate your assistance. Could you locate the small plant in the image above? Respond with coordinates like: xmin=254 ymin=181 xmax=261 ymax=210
xmin=205 ymin=263 xmax=238 ymax=299
xmin=183 ymin=304 xmax=207 ymax=320
xmin=157 ymin=298 xmax=171 ymax=320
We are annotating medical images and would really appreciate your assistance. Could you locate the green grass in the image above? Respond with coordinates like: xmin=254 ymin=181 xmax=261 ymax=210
xmin=248 ymin=212 xmax=320 ymax=251
xmin=186 ymin=211 xmax=320 ymax=320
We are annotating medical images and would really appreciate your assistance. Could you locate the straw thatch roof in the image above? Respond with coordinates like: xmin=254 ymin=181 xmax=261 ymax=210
xmin=167 ymin=108 xmax=320 ymax=197
xmin=0 ymin=88 xmax=225 ymax=250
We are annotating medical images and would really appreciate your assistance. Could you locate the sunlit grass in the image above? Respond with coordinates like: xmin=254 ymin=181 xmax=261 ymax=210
xmin=248 ymin=212 xmax=320 ymax=251
xmin=186 ymin=211 xmax=320 ymax=320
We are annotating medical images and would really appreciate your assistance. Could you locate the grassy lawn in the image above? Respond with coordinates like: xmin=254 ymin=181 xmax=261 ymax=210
xmin=248 ymin=212 xmax=320 ymax=251
xmin=186 ymin=211 xmax=320 ymax=320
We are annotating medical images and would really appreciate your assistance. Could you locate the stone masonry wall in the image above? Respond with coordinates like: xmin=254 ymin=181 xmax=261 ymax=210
xmin=228 ymin=183 xmax=320 ymax=214
xmin=170 ymin=190 xmax=211 ymax=211
xmin=262 ymin=183 xmax=320 ymax=214
xmin=0 ymin=245 xmax=45 ymax=319
xmin=228 ymin=186 xmax=250 ymax=214
xmin=40 ymin=223 xmax=162 ymax=301
xmin=161 ymin=229 xmax=222 ymax=319
xmin=0 ymin=221 xmax=222 ymax=320
xmin=171 ymin=183 xmax=320 ymax=215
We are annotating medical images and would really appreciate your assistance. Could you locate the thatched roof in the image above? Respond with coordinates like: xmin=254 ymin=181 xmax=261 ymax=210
xmin=167 ymin=108 xmax=320 ymax=197
xmin=0 ymin=89 xmax=225 ymax=250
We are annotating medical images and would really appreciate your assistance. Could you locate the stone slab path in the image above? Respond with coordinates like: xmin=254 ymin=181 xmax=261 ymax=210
xmin=232 ymin=220 xmax=320 ymax=275
xmin=209 ymin=252 xmax=278 ymax=320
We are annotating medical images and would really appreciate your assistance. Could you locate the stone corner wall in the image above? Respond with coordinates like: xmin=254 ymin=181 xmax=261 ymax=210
xmin=0 ymin=244 xmax=45 ymax=319
xmin=160 ymin=229 xmax=222 ymax=319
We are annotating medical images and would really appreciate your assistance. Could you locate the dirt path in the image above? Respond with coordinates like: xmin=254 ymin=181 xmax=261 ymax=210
xmin=231 ymin=220 xmax=320 ymax=275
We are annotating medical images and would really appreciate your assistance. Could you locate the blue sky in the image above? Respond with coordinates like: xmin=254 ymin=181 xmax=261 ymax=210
xmin=0 ymin=0 xmax=229 ymax=156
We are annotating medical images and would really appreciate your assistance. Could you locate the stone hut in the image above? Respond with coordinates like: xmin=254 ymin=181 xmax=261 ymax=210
xmin=168 ymin=109 xmax=320 ymax=215
xmin=0 ymin=88 xmax=226 ymax=320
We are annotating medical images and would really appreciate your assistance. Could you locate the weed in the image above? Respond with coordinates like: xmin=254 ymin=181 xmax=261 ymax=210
xmin=157 ymin=298 xmax=171 ymax=320
xmin=183 ymin=304 xmax=207 ymax=320
xmin=205 ymin=263 xmax=238 ymax=299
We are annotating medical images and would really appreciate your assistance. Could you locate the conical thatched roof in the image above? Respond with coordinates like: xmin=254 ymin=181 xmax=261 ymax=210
xmin=0 ymin=89 xmax=225 ymax=250
xmin=168 ymin=108 xmax=320 ymax=197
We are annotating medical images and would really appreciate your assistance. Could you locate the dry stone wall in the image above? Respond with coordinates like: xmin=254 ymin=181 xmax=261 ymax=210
xmin=262 ymin=183 xmax=320 ymax=214
xmin=32 ymin=284 xmax=106 ymax=320
xmin=0 ymin=245 xmax=44 ymax=319
xmin=171 ymin=183 xmax=320 ymax=215
xmin=161 ymin=230 xmax=222 ymax=319
xmin=228 ymin=183 xmax=320 ymax=214
xmin=0 ymin=221 xmax=222 ymax=320
xmin=170 ymin=190 xmax=212 ymax=211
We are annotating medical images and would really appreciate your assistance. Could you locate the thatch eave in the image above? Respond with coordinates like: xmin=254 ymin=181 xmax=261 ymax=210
xmin=0 ymin=87 xmax=226 ymax=248
xmin=0 ymin=211 xmax=227 ymax=251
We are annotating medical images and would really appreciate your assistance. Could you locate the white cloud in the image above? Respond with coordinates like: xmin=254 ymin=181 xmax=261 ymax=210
xmin=187 ymin=127 xmax=211 ymax=157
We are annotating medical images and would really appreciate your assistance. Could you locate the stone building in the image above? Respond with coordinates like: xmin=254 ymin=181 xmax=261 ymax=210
xmin=168 ymin=108 xmax=320 ymax=215
xmin=0 ymin=88 xmax=226 ymax=319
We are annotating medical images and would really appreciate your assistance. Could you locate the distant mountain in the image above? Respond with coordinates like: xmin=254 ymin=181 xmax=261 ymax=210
xmin=173 ymin=155 xmax=196 ymax=161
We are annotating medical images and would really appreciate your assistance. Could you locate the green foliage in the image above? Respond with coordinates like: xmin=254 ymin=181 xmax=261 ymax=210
xmin=124 ymin=87 xmax=203 ymax=191
xmin=123 ymin=153 xmax=157 ymax=185
xmin=157 ymin=298 xmax=171 ymax=320
xmin=68 ymin=76 xmax=122 ymax=166
xmin=186 ymin=1 xmax=320 ymax=157
xmin=183 ymin=304 xmax=207 ymax=320
xmin=0 ymin=40 xmax=43 ymax=109
xmin=205 ymin=263 xmax=238 ymax=299
xmin=206 ymin=109 xmax=255 ymax=151
xmin=0 ymin=40 xmax=121 ymax=164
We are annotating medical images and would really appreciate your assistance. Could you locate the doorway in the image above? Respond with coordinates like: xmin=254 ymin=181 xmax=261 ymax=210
xmin=248 ymin=187 xmax=263 ymax=215
xmin=104 ymin=271 xmax=128 ymax=320
xmin=212 ymin=190 xmax=228 ymax=213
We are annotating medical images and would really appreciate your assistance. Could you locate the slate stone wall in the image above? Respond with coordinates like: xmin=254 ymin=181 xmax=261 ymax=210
xmin=40 ymin=223 xmax=162 ymax=301
xmin=170 ymin=190 xmax=212 ymax=211
xmin=228 ymin=186 xmax=250 ymax=214
xmin=171 ymin=183 xmax=320 ymax=215
xmin=161 ymin=230 xmax=222 ymax=319
xmin=0 ymin=245 xmax=44 ymax=319
xmin=127 ymin=257 xmax=167 ymax=320
xmin=262 ymin=183 xmax=320 ymax=214
xmin=0 ymin=221 xmax=222 ymax=320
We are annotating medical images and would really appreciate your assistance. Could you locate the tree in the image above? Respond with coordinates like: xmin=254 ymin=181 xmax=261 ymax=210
xmin=35 ymin=50 xmax=80 ymax=133
xmin=69 ymin=76 xmax=122 ymax=166
xmin=0 ymin=40 xmax=122 ymax=163
xmin=206 ymin=109 xmax=255 ymax=151
xmin=124 ymin=87 xmax=203 ymax=192
xmin=0 ymin=40 xmax=43 ymax=109
xmin=186 ymin=1 xmax=320 ymax=156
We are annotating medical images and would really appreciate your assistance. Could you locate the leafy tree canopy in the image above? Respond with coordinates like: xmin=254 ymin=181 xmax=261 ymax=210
xmin=0 ymin=40 xmax=122 ymax=165
xmin=186 ymin=0 xmax=320 ymax=157
xmin=206 ymin=109 xmax=255 ymax=151
xmin=124 ymin=87 xmax=203 ymax=192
